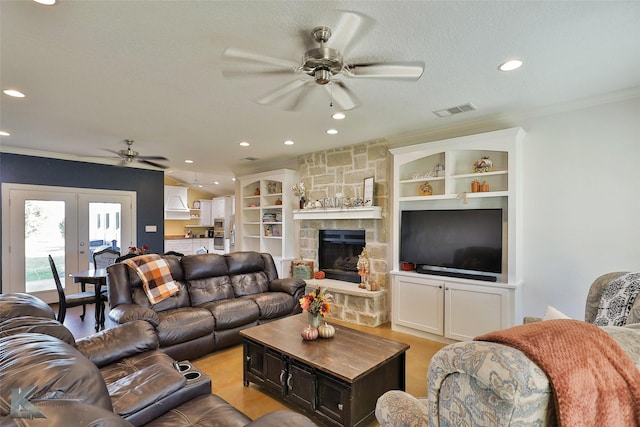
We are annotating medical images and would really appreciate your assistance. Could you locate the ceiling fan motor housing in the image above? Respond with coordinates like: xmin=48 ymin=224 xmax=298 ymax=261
xmin=303 ymin=47 xmax=343 ymax=85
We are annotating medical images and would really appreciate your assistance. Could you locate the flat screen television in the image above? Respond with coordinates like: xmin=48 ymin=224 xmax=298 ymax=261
xmin=400 ymin=209 xmax=503 ymax=281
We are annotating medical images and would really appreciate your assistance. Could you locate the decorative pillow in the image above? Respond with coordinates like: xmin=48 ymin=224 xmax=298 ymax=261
xmin=543 ymin=305 xmax=571 ymax=320
xmin=593 ymin=272 xmax=640 ymax=326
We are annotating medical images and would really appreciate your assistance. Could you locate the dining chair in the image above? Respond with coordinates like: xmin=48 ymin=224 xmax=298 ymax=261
xmin=93 ymin=247 xmax=120 ymax=269
xmin=92 ymin=248 xmax=120 ymax=315
xmin=48 ymin=255 xmax=96 ymax=324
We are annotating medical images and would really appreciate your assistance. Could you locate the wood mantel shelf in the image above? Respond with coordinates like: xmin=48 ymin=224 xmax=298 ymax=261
xmin=293 ymin=206 xmax=382 ymax=220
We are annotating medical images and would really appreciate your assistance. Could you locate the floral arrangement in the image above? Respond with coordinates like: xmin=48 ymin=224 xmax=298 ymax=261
xmin=291 ymin=182 xmax=306 ymax=198
xmin=128 ymin=245 xmax=150 ymax=255
xmin=299 ymin=287 xmax=332 ymax=317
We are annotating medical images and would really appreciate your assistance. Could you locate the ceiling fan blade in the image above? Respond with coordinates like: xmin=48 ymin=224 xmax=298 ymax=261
xmin=139 ymin=159 xmax=168 ymax=169
xmin=329 ymin=11 xmax=371 ymax=55
xmin=256 ymin=79 xmax=308 ymax=106
xmin=137 ymin=155 xmax=169 ymax=161
xmin=223 ymin=47 xmax=299 ymax=70
xmin=285 ymin=82 xmax=315 ymax=111
xmin=344 ymin=62 xmax=425 ymax=80
xmin=324 ymin=81 xmax=360 ymax=111
xmin=103 ymin=148 xmax=125 ymax=157
xmin=221 ymin=68 xmax=297 ymax=79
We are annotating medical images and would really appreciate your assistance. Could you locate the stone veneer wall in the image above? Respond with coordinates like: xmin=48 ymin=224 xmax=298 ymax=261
xmin=296 ymin=140 xmax=391 ymax=323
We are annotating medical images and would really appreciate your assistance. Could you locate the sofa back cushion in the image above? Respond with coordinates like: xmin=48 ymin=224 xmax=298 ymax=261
xmin=225 ymin=252 xmax=270 ymax=296
xmin=182 ymin=254 xmax=234 ymax=305
xmin=0 ymin=333 xmax=113 ymax=415
xmin=109 ymin=256 xmax=191 ymax=312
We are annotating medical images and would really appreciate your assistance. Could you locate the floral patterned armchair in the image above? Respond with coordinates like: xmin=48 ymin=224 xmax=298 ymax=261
xmin=376 ymin=271 xmax=640 ymax=426
xmin=375 ymin=325 xmax=640 ymax=427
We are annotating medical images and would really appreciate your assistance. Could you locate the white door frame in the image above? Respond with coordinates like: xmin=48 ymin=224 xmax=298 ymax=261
xmin=2 ymin=183 xmax=136 ymax=302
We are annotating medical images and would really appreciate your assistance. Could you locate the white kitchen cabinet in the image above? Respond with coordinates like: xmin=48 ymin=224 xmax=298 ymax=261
xmin=164 ymin=238 xmax=214 ymax=255
xmin=212 ymin=197 xmax=228 ymax=219
xmin=198 ymin=199 xmax=213 ymax=227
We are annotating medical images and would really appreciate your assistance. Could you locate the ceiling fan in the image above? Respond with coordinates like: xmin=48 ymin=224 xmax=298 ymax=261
xmin=222 ymin=11 xmax=424 ymax=111
xmin=105 ymin=139 xmax=169 ymax=169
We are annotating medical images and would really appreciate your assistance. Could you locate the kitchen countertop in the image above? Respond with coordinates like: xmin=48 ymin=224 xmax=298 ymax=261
xmin=164 ymin=235 xmax=212 ymax=240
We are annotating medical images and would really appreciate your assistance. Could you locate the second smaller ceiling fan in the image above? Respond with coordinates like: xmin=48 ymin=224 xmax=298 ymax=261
xmin=105 ymin=139 xmax=169 ymax=169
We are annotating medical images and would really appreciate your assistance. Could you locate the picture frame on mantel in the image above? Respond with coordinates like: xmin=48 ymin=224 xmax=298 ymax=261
xmin=363 ymin=177 xmax=374 ymax=207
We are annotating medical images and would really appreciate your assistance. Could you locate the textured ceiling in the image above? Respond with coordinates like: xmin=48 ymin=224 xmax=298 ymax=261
xmin=2 ymin=1 xmax=640 ymax=196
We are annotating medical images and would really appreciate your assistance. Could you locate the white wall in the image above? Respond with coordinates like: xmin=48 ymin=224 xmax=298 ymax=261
xmin=520 ymin=96 xmax=640 ymax=319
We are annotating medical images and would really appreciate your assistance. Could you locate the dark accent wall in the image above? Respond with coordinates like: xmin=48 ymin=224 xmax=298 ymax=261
xmin=0 ymin=153 xmax=165 ymax=292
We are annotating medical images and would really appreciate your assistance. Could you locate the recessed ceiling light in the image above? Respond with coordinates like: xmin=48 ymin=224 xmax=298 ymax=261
xmin=239 ymin=141 xmax=250 ymax=147
xmin=214 ymin=181 xmax=220 ymax=185
xmin=33 ymin=0 xmax=56 ymax=5
xmin=283 ymin=140 xmax=294 ymax=145
xmin=0 ymin=131 xmax=10 ymax=136
xmin=326 ymin=129 xmax=338 ymax=135
xmin=332 ymin=112 xmax=345 ymax=120
xmin=498 ymin=59 xmax=523 ymax=72
xmin=184 ymin=159 xmax=194 ymax=164
xmin=3 ymin=89 xmax=25 ymax=98
xmin=232 ymin=177 xmax=236 ymax=181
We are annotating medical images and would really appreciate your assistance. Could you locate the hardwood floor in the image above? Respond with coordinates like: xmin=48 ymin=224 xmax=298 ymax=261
xmin=59 ymin=304 xmax=446 ymax=426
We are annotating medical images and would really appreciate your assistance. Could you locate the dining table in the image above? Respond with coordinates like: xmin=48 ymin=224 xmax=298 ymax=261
xmin=69 ymin=268 xmax=108 ymax=331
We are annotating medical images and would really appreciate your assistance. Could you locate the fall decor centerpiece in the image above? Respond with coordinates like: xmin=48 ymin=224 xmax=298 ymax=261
xmin=299 ymin=288 xmax=332 ymax=340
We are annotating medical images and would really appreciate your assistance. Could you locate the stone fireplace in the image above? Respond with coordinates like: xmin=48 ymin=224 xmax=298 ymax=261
xmin=318 ymin=229 xmax=365 ymax=284
xmin=295 ymin=140 xmax=390 ymax=326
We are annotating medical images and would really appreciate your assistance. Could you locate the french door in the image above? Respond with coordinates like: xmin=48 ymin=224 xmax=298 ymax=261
xmin=2 ymin=184 xmax=136 ymax=303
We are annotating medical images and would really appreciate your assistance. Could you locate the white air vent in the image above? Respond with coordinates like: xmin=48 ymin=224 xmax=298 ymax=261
xmin=433 ymin=103 xmax=477 ymax=118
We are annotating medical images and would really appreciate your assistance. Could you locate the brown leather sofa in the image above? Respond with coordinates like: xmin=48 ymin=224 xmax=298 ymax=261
xmin=107 ymin=251 xmax=306 ymax=361
xmin=0 ymin=293 xmax=317 ymax=427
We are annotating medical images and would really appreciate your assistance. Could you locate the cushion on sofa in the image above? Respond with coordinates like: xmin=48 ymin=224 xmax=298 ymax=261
xmin=155 ymin=307 xmax=215 ymax=346
xmin=0 ymin=292 xmax=56 ymax=320
xmin=594 ymin=272 xmax=640 ymax=326
xmin=0 ymin=316 xmax=76 ymax=345
xmin=246 ymin=293 xmax=297 ymax=319
xmin=131 ymin=281 xmax=191 ymax=311
xmin=143 ymin=393 xmax=252 ymax=427
xmin=0 ymin=333 xmax=113 ymax=415
xmin=99 ymin=350 xmax=177 ymax=385
xmin=108 ymin=364 xmax=186 ymax=418
xmin=188 ymin=276 xmax=235 ymax=305
xmin=182 ymin=253 xmax=229 ymax=280
xmin=231 ymin=271 xmax=271 ymax=297
xmin=201 ymin=298 xmax=260 ymax=330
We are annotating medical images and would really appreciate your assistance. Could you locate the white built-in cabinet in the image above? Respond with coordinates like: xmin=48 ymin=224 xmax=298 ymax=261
xmin=390 ymin=127 xmax=524 ymax=342
xmin=236 ymin=169 xmax=297 ymax=278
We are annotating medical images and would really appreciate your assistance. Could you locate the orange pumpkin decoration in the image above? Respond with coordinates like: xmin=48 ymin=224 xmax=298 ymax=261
xmin=315 ymin=271 xmax=325 ymax=279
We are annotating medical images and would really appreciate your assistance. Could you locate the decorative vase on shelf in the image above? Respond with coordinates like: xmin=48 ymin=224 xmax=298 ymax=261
xmin=473 ymin=156 xmax=493 ymax=173
xmin=299 ymin=197 xmax=306 ymax=209
xmin=307 ymin=312 xmax=323 ymax=328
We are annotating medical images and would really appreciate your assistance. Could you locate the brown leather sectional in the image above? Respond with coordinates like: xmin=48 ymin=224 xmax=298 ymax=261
xmin=0 ymin=292 xmax=316 ymax=426
xmin=107 ymin=251 xmax=307 ymax=361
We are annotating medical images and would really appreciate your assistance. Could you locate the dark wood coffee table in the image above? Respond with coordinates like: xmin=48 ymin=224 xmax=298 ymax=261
xmin=240 ymin=314 xmax=409 ymax=426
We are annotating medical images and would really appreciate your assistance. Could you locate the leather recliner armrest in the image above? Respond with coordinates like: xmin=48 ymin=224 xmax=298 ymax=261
xmin=76 ymin=321 xmax=159 ymax=368
xmin=245 ymin=410 xmax=318 ymax=426
xmin=109 ymin=304 xmax=160 ymax=327
xmin=269 ymin=278 xmax=306 ymax=295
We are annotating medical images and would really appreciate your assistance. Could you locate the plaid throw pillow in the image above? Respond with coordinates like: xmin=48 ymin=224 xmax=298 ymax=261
xmin=124 ymin=254 xmax=179 ymax=305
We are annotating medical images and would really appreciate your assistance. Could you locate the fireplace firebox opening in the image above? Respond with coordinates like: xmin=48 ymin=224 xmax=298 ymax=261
xmin=318 ymin=229 xmax=366 ymax=284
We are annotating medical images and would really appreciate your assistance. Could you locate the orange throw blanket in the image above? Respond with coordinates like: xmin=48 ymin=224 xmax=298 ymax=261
xmin=124 ymin=254 xmax=179 ymax=305
xmin=476 ymin=320 xmax=640 ymax=427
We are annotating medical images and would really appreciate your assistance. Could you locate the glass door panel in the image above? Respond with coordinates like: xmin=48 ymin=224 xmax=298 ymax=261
xmin=25 ymin=200 xmax=66 ymax=293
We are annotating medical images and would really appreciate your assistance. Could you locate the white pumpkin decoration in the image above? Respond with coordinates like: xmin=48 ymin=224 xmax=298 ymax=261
xmin=318 ymin=322 xmax=335 ymax=339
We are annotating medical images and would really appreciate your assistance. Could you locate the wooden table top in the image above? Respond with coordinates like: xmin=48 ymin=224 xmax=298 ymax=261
xmin=240 ymin=314 xmax=410 ymax=383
